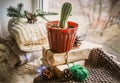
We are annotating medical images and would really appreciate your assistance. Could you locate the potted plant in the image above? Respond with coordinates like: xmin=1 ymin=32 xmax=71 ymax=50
xmin=46 ymin=2 xmax=79 ymax=53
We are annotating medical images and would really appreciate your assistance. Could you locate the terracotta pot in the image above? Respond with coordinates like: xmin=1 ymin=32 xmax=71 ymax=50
xmin=46 ymin=21 xmax=78 ymax=53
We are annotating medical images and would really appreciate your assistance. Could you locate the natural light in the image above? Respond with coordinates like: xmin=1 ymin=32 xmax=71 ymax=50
xmin=0 ymin=0 xmax=120 ymax=83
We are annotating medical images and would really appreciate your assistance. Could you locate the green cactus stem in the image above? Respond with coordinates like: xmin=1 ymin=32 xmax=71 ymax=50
xmin=59 ymin=2 xmax=72 ymax=28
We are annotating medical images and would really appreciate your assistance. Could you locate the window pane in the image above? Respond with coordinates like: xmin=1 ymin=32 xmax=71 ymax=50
xmin=45 ymin=0 xmax=120 ymax=59
xmin=48 ymin=0 xmax=81 ymax=15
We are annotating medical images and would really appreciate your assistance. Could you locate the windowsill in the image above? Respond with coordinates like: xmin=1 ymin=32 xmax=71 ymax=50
xmin=38 ymin=15 xmax=120 ymax=63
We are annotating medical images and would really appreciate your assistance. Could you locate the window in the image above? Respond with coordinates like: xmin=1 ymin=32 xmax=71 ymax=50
xmin=32 ymin=0 xmax=49 ymax=12
xmin=37 ymin=0 xmax=120 ymax=60
xmin=39 ymin=0 xmax=81 ymax=15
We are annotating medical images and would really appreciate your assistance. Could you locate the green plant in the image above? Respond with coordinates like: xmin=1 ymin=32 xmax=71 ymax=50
xmin=73 ymin=35 xmax=82 ymax=47
xmin=7 ymin=3 xmax=26 ymax=18
xmin=7 ymin=3 xmax=58 ymax=23
xmin=36 ymin=10 xmax=58 ymax=22
xmin=59 ymin=2 xmax=72 ymax=28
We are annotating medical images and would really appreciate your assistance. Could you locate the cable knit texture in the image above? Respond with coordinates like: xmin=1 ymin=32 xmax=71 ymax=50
xmin=8 ymin=18 xmax=48 ymax=51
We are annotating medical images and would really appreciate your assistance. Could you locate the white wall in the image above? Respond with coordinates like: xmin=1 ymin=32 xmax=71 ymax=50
xmin=0 ymin=0 xmax=32 ymax=38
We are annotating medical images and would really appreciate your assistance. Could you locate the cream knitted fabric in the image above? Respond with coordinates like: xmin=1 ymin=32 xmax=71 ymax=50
xmin=0 ymin=38 xmax=19 ymax=68
xmin=0 ymin=38 xmax=19 ymax=82
xmin=8 ymin=18 xmax=48 ymax=51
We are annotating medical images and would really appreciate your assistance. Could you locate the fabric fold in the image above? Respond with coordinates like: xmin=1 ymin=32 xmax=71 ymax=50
xmin=8 ymin=19 xmax=48 ymax=51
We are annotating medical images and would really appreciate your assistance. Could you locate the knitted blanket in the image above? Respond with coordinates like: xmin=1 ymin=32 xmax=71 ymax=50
xmin=9 ymin=37 xmax=43 ymax=64
xmin=0 ymin=38 xmax=19 ymax=82
xmin=0 ymin=37 xmax=43 ymax=82
xmin=8 ymin=18 xmax=48 ymax=51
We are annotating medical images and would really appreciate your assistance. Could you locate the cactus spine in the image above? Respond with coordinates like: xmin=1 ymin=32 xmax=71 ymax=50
xmin=59 ymin=2 xmax=72 ymax=28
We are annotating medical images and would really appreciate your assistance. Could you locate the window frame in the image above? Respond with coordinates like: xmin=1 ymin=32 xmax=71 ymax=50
xmin=32 ymin=0 xmax=49 ymax=12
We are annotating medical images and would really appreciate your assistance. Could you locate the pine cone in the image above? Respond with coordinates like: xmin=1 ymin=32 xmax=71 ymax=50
xmin=33 ymin=75 xmax=45 ymax=83
xmin=62 ymin=68 xmax=73 ymax=81
xmin=34 ymin=67 xmax=56 ymax=83
xmin=41 ymin=67 xmax=55 ymax=80
xmin=73 ymin=35 xmax=81 ymax=48
xmin=26 ymin=13 xmax=37 ymax=23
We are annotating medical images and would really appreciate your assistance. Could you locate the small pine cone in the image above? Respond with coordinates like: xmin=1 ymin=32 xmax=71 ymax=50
xmin=41 ymin=67 xmax=55 ymax=80
xmin=62 ymin=68 xmax=73 ymax=81
xmin=73 ymin=35 xmax=81 ymax=48
xmin=34 ymin=68 xmax=55 ymax=83
xmin=33 ymin=75 xmax=45 ymax=83
xmin=26 ymin=13 xmax=37 ymax=23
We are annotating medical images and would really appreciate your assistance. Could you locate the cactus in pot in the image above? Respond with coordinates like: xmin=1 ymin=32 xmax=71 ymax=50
xmin=46 ymin=2 xmax=79 ymax=53
xmin=59 ymin=2 xmax=72 ymax=28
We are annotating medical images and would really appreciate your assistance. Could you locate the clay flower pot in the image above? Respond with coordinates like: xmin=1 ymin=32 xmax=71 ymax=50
xmin=46 ymin=21 xmax=78 ymax=53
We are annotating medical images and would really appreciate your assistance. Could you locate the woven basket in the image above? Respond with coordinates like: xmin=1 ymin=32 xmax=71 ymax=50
xmin=34 ymin=48 xmax=120 ymax=83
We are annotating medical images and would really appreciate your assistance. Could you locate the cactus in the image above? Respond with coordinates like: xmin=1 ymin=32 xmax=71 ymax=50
xmin=59 ymin=2 xmax=72 ymax=28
